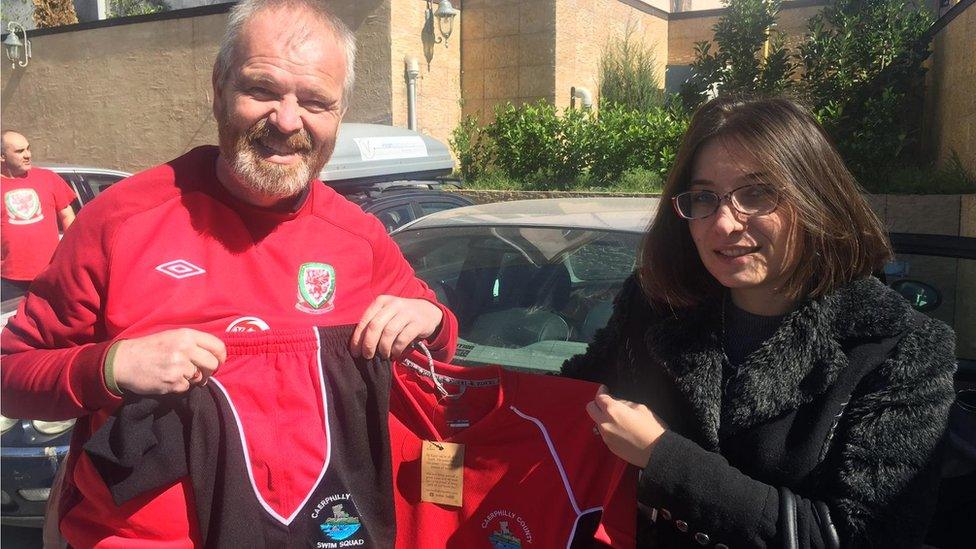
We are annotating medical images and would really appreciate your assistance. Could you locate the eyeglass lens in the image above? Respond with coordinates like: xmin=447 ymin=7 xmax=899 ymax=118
xmin=675 ymin=184 xmax=778 ymax=219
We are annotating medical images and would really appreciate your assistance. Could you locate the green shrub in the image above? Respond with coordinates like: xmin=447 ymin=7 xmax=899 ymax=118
xmin=485 ymin=101 xmax=598 ymax=189
xmin=799 ymin=0 xmax=932 ymax=183
xmin=450 ymin=114 xmax=493 ymax=182
xmin=863 ymin=153 xmax=976 ymax=195
xmin=450 ymin=101 xmax=687 ymax=191
xmin=599 ymin=21 xmax=665 ymax=112
xmin=680 ymin=0 xmax=795 ymax=109
xmin=589 ymin=104 xmax=689 ymax=185
xmin=462 ymin=171 xmax=524 ymax=191
xmin=108 ymin=0 xmax=168 ymax=17
xmin=610 ymin=168 xmax=664 ymax=193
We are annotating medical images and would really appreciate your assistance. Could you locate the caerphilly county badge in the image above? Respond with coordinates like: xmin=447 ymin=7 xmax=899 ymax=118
xmin=296 ymin=262 xmax=336 ymax=314
xmin=482 ymin=510 xmax=533 ymax=548
xmin=4 ymin=189 xmax=43 ymax=225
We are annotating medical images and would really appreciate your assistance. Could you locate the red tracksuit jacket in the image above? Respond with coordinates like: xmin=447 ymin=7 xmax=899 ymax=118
xmin=0 ymin=146 xmax=457 ymax=548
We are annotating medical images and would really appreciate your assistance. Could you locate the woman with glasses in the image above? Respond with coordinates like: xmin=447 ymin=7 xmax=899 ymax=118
xmin=563 ymin=96 xmax=956 ymax=548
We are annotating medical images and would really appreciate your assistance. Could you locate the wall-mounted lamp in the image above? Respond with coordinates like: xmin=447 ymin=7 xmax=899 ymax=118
xmin=426 ymin=0 xmax=459 ymax=48
xmin=3 ymin=22 xmax=31 ymax=69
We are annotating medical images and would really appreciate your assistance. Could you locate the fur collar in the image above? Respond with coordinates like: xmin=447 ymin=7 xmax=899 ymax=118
xmin=634 ymin=277 xmax=914 ymax=451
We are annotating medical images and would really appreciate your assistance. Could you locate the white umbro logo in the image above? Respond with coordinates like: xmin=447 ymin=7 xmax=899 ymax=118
xmin=155 ymin=260 xmax=206 ymax=279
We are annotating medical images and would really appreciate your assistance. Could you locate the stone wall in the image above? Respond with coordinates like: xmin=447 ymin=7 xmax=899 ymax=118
xmin=0 ymin=13 xmax=225 ymax=173
xmin=553 ymin=0 xmax=668 ymax=111
xmin=460 ymin=0 xmax=668 ymax=123
xmin=0 ymin=1 xmax=454 ymax=173
xmin=460 ymin=0 xmax=558 ymax=122
xmin=924 ymin=0 xmax=975 ymax=175
xmin=389 ymin=0 xmax=462 ymax=141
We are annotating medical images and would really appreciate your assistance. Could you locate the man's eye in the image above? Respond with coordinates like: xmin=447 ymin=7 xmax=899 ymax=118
xmin=303 ymin=101 xmax=330 ymax=112
xmin=248 ymin=87 xmax=275 ymax=98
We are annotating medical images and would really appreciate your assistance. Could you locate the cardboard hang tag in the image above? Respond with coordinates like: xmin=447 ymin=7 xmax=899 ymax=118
xmin=421 ymin=440 xmax=464 ymax=507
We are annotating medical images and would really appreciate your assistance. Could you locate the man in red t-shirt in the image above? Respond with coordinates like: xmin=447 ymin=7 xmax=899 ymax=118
xmin=1 ymin=130 xmax=76 ymax=296
xmin=0 ymin=1 xmax=457 ymax=546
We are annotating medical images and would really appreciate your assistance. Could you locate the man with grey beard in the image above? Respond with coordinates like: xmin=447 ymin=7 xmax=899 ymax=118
xmin=1 ymin=0 xmax=457 ymax=545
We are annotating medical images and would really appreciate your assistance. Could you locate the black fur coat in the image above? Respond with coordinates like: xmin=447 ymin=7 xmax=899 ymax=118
xmin=562 ymin=275 xmax=956 ymax=548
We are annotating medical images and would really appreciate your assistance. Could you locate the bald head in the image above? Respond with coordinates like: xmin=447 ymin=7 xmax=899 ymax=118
xmin=1 ymin=131 xmax=32 ymax=177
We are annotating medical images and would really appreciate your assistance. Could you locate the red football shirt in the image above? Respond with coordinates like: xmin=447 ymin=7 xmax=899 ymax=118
xmin=1 ymin=167 xmax=75 ymax=280
xmin=1 ymin=146 xmax=458 ymax=548
xmin=390 ymin=351 xmax=636 ymax=548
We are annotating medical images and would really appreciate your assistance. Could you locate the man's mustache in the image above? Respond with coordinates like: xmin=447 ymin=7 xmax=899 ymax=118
xmin=244 ymin=119 xmax=313 ymax=154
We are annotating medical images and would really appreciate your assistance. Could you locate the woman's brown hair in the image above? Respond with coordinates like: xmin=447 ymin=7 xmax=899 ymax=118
xmin=638 ymin=96 xmax=892 ymax=309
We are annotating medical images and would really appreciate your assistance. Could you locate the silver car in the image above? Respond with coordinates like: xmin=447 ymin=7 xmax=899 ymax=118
xmin=392 ymin=198 xmax=658 ymax=373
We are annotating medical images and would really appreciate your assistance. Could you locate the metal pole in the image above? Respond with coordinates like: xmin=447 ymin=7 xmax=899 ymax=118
xmin=405 ymin=56 xmax=420 ymax=131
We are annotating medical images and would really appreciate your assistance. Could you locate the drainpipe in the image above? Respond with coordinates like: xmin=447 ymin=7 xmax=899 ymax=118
xmin=570 ymin=86 xmax=593 ymax=110
xmin=404 ymin=56 xmax=420 ymax=130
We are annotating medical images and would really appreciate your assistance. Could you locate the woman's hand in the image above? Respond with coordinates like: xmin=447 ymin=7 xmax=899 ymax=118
xmin=586 ymin=385 xmax=667 ymax=468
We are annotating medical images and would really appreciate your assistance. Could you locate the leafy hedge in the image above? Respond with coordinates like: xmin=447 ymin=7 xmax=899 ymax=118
xmin=451 ymin=0 xmax=974 ymax=194
xmin=451 ymin=102 xmax=687 ymax=192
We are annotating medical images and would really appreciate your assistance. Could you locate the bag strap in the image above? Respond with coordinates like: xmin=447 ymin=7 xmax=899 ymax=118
xmin=779 ymin=486 xmax=799 ymax=549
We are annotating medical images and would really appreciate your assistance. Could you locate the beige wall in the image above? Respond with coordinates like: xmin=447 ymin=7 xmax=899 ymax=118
xmin=390 ymin=0 xmax=462 ymax=145
xmin=461 ymin=0 xmax=558 ymax=122
xmin=0 ymin=1 xmax=458 ymax=173
xmin=924 ymin=2 xmax=975 ymax=175
xmin=668 ymin=3 xmax=825 ymax=65
xmin=554 ymin=0 xmax=668 ymax=110
xmin=0 ymin=14 xmax=223 ymax=173
xmin=461 ymin=0 xmax=668 ymax=122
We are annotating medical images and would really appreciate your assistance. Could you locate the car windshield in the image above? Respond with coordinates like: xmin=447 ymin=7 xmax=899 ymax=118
xmin=395 ymin=225 xmax=642 ymax=373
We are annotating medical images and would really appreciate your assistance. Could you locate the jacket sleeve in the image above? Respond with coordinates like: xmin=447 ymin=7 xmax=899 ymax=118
xmin=367 ymin=216 xmax=458 ymax=362
xmin=1 ymin=203 xmax=123 ymax=420
xmin=561 ymin=272 xmax=642 ymax=385
xmin=637 ymin=315 xmax=956 ymax=548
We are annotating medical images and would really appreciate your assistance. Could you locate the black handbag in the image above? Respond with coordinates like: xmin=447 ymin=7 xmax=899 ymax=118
xmin=777 ymin=330 xmax=907 ymax=549
xmin=779 ymin=486 xmax=840 ymax=549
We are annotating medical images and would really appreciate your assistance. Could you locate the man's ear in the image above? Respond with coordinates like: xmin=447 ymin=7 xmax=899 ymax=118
xmin=212 ymin=65 xmax=225 ymax=120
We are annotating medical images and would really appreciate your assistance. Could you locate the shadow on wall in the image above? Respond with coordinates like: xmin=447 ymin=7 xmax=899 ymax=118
xmin=326 ymin=0 xmax=385 ymax=33
xmin=0 ymin=69 xmax=27 ymax=117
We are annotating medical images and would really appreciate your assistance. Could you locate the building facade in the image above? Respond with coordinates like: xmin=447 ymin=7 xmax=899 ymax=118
xmin=0 ymin=0 xmax=971 ymax=174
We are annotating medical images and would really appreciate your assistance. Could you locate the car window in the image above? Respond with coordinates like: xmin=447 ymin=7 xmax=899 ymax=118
xmin=418 ymin=201 xmax=464 ymax=216
xmin=373 ymin=203 xmax=416 ymax=233
xmin=79 ymin=173 xmax=125 ymax=198
xmin=884 ymin=249 xmax=975 ymax=377
xmin=396 ymin=226 xmax=641 ymax=373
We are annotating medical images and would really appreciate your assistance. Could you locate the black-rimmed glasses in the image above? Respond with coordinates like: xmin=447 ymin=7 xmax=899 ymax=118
xmin=672 ymin=183 xmax=781 ymax=220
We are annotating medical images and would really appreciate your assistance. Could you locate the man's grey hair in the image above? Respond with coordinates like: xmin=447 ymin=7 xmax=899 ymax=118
xmin=213 ymin=0 xmax=357 ymax=109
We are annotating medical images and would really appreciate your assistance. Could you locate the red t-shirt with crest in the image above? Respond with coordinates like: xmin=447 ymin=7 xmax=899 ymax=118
xmin=1 ymin=167 xmax=76 ymax=281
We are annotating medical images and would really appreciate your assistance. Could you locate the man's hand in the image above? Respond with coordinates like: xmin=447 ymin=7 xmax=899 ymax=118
xmin=350 ymin=296 xmax=443 ymax=360
xmin=586 ymin=385 xmax=667 ymax=468
xmin=112 ymin=329 xmax=227 ymax=395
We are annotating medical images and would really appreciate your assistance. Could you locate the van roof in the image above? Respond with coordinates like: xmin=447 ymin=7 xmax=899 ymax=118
xmin=319 ymin=123 xmax=454 ymax=190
